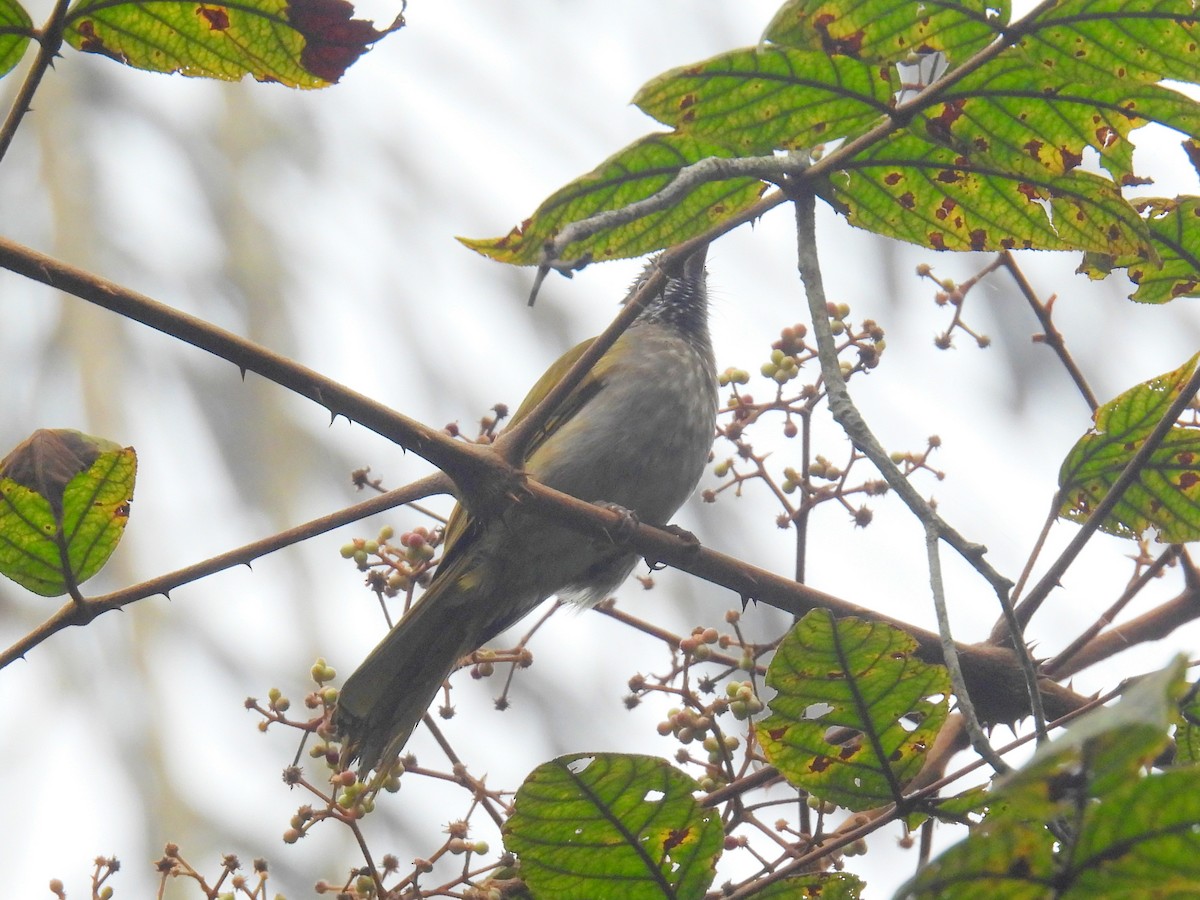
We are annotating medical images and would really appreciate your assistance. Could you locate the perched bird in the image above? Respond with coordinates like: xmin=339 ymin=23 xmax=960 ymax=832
xmin=336 ymin=247 xmax=718 ymax=772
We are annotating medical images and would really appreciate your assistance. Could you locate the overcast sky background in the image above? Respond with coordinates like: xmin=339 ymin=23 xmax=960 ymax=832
xmin=3 ymin=1 xmax=1200 ymax=897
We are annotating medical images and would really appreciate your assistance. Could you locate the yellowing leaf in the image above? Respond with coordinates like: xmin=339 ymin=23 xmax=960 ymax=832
xmin=0 ymin=428 xmax=136 ymax=596
xmin=635 ymin=46 xmax=893 ymax=154
xmin=63 ymin=0 xmax=394 ymax=87
xmin=1081 ymin=196 xmax=1200 ymax=304
xmin=763 ymin=0 xmax=1005 ymax=65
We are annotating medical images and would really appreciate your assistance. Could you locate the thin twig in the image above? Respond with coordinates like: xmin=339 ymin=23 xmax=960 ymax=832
xmin=0 ymin=235 xmax=508 ymax=504
xmin=0 ymin=0 xmax=71 ymax=164
xmin=788 ymin=185 xmax=1013 ymax=597
xmin=420 ymin=715 xmax=508 ymax=829
xmin=517 ymin=478 xmax=1091 ymax=725
xmin=0 ymin=474 xmax=447 ymax=669
xmin=1042 ymin=545 xmax=1181 ymax=678
xmin=1048 ymin=582 xmax=1200 ymax=679
xmin=542 ymin=158 xmax=806 ymax=267
xmin=1001 ymin=250 xmax=1098 ymax=412
xmin=789 ymin=187 xmax=1051 ymax=739
xmin=925 ymin=522 xmax=1013 ymax=770
xmin=1006 ymin=504 xmax=1058 ymax=610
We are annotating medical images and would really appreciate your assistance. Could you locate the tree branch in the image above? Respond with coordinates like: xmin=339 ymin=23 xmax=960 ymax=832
xmin=0 ymin=474 xmax=447 ymax=669
xmin=1002 ymin=361 xmax=1200 ymax=637
xmin=0 ymin=235 xmax=517 ymax=509
xmin=0 ymin=0 xmax=71 ymax=165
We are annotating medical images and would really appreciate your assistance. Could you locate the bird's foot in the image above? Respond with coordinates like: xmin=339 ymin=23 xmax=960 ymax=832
xmin=660 ymin=523 xmax=700 ymax=546
xmin=593 ymin=500 xmax=640 ymax=544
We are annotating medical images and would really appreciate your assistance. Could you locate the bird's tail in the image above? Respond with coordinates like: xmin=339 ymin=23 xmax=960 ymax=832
xmin=335 ymin=577 xmax=482 ymax=774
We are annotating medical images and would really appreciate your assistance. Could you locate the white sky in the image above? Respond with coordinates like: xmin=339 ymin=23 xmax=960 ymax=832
xmin=2 ymin=1 xmax=1199 ymax=897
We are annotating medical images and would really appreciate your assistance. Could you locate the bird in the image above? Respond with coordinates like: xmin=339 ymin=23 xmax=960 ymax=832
xmin=335 ymin=246 xmax=719 ymax=773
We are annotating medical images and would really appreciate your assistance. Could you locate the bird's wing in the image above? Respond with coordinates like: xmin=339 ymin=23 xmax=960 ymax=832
xmin=437 ymin=336 xmax=604 ymax=565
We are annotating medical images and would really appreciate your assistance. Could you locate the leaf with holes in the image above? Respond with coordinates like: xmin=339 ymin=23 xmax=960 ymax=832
xmin=1058 ymin=353 xmax=1200 ymax=542
xmin=763 ymin=0 xmax=1005 ymax=65
xmin=1081 ymin=196 xmax=1200 ymax=304
xmin=504 ymin=753 xmax=722 ymax=900
xmin=0 ymin=429 xmax=136 ymax=596
xmin=756 ymin=610 xmax=949 ymax=811
xmin=913 ymin=56 xmax=1200 ymax=186
xmin=460 ymin=132 xmax=766 ymax=265
xmin=836 ymin=129 xmax=1153 ymax=255
xmin=63 ymin=0 xmax=394 ymax=87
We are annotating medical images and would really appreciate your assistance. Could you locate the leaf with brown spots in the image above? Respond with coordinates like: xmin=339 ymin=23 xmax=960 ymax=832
xmin=1059 ymin=353 xmax=1200 ymax=542
xmin=1020 ymin=0 xmax=1200 ymax=85
xmin=755 ymin=609 xmax=949 ymax=811
xmin=505 ymin=753 xmax=723 ymax=900
xmin=912 ymin=55 xmax=1200 ymax=185
xmin=764 ymin=0 xmax=1004 ymax=65
xmin=1080 ymin=197 xmax=1200 ymax=304
xmin=63 ymin=0 xmax=398 ymax=88
xmin=634 ymin=46 xmax=893 ymax=154
xmin=837 ymin=131 xmax=1152 ymax=255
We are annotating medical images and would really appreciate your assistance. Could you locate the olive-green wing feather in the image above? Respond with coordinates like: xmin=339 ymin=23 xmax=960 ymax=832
xmin=437 ymin=336 xmax=603 ymax=563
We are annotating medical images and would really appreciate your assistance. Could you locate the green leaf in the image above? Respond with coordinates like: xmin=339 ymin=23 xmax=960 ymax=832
xmin=0 ymin=0 xmax=32 ymax=79
xmin=63 ymin=0 xmax=390 ymax=87
xmin=899 ymin=659 xmax=1190 ymax=900
xmin=0 ymin=428 xmax=136 ymax=596
xmin=460 ymin=133 xmax=766 ymax=265
xmin=1175 ymin=682 xmax=1200 ymax=766
xmin=1058 ymin=353 xmax=1200 ymax=542
xmin=634 ymin=46 xmax=893 ymax=154
xmin=1004 ymin=656 xmax=1185 ymax=798
xmin=763 ymin=0 xmax=1006 ymax=65
xmin=917 ymin=57 xmax=1200 ymax=186
xmin=756 ymin=610 xmax=949 ymax=811
xmin=1066 ymin=767 xmax=1200 ymax=896
xmin=505 ymin=752 xmax=722 ymax=900
xmin=835 ymin=130 xmax=1153 ymax=255
xmin=1020 ymin=0 xmax=1200 ymax=86
xmin=1081 ymin=196 xmax=1200 ymax=303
